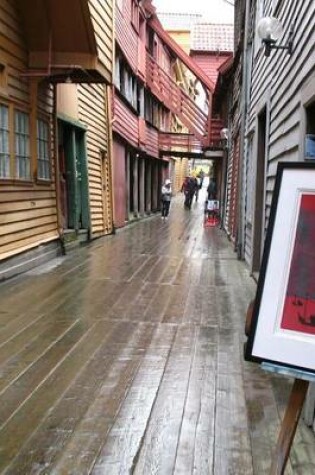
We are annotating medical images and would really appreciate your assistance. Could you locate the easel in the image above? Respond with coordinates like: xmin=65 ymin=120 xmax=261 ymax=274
xmin=245 ymin=302 xmax=315 ymax=475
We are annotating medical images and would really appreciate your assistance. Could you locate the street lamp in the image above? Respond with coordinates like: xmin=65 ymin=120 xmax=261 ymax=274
xmin=257 ymin=16 xmax=294 ymax=57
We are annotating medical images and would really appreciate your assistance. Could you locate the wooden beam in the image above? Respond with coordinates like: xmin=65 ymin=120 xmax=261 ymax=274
xmin=148 ymin=16 xmax=215 ymax=93
xmin=270 ymin=379 xmax=309 ymax=475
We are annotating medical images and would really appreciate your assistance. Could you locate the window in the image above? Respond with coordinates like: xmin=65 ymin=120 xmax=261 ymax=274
xmin=0 ymin=104 xmax=10 ymax=178
xmin=37 ymin=119 xmax=50 ymax=179
xmin=114 ymin=54 xmax=121 ymax=89
xmin=15 ymin=110 xmax=30 ymax=180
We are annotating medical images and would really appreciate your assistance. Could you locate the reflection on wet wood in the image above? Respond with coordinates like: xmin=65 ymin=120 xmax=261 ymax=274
xmin=0 ymin=194 xmax=314 ymax=474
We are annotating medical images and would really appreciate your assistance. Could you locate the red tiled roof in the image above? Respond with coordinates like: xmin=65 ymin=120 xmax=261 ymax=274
xmin=191 ymin=23 xmax=234 ymax=52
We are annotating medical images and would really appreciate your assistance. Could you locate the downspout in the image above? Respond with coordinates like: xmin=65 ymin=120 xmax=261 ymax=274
xmin=236 ymin=0 xmax=251 ymax=260
xmin=53 ymin=84 xmax=65 ymax=254
xmin=107 ymin=85 xmax=116 ymax=234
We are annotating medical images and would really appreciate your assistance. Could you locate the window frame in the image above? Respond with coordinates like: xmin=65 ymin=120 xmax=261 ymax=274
xmin=37 ymin=117 xmax=51 ymax=181
xmin=0 ymin=103 xmax=10 ymax=178
xmin=14 ymin=109 xmax=31 ymax=181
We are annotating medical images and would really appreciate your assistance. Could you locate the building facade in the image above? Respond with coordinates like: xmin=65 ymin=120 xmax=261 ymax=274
xmin=0 ymin=0 xmax=114 ymax=278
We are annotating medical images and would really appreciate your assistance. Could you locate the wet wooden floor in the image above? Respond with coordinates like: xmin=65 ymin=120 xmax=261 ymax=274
xmin=1 ymin=190 xmax=315 ymax=474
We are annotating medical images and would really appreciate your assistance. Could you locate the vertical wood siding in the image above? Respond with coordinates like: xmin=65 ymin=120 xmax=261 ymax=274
xmin=0 ymin=0 xmax=58 ymax=261
xmin=112 ymin=138 xmax=127 ymax=227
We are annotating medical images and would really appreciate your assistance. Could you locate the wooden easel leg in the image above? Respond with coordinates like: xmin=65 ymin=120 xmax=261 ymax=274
xmin=270 ymin=378 xmax=309 ymax=475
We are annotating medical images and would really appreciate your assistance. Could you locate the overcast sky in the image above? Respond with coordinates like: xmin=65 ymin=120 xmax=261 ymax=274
xmin=153 ymin=0 xmax=234 ymax=23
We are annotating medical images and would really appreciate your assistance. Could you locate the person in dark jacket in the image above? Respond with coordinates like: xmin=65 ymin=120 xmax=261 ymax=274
xmin=181 ymin=176 xmax=195 ymax=209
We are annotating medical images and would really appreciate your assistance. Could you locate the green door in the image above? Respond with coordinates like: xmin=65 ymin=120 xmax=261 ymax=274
xmin=62 ymin=123 xmax=89 ymax=231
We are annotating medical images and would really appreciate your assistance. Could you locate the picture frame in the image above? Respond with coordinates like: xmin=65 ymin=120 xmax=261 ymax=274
xmin=245 ymin=162 xmax=315 ymax=374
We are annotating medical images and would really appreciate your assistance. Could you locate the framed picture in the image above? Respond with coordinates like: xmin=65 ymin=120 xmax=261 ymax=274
xmin=245 ymin=162 xmax=315 ymax=374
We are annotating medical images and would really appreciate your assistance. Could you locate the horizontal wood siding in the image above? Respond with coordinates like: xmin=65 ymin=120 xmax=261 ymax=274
xmin=77 ymin=83 xmax=113 ymax=236
xmin=244 ymin=0 xmax=315 ymax=264
xmin=89 ymin=0 xmax=113 ymax=83
xmin=113 ymin=95 xmax=139 ymax=148
xmin=115 ymin=5 xmax=138 ymax=72
xmin=190 ymin=52 xmax=232 ymax=85
xmin=0 ymin=0 xmax=58 ymax=261
xmin=145 ymin=125 xmax=159 ymax=158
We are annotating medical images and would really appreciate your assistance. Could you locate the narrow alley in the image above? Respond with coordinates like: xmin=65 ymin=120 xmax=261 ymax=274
xmin=1 ymin=189 xmax=315 ymax=474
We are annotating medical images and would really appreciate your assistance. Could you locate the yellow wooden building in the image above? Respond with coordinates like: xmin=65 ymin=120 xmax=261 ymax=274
xmin=0 ymin=0 xmax=114 ymax=279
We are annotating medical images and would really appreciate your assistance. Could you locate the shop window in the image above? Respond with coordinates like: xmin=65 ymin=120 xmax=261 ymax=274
xmin=15 ymin=110 xmax=30 ymax=180
xmin=37 ymin=119 xmax=50 ymax=180
xmin=0 ymin=104 xmax=10 ymax=178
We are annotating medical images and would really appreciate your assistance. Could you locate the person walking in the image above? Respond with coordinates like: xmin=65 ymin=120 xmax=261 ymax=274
xmin=181 ymin=176 xmax=195 ymax=209
xmin=161 ymin=178 xmax=172 ymax=219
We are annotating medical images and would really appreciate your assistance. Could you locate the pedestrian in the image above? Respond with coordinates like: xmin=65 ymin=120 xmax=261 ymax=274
xmin=181 ymin=176 xmax=195 ymax=209
xmin=161 ymin=178 xmax=172 ymax=219
xmin=194 ymin=176 xmax=200 ymax=202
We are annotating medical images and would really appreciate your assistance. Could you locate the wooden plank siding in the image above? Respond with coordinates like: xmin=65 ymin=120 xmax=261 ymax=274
xmin=0 ymin=0 xmax=58 ymax=261
xmin=77 ymin=83 xmax=113 ymax=236
xmin=243 ymin=0 xmax=315 ymax=268
xmin=89 ymin=0 xmax=114 ymax=83
xmin=145 ymin=124 xmax=159 ymax=158
xmin=115 ymin=4 xmax=138 ymax=73
xmin=113 ymin=95 xmax=139 ymax=149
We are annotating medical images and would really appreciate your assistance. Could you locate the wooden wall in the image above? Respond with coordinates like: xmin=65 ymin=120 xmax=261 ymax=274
xmin=77 ymin=83 xmax=113 ymax=236
xmin=112 ymin=138 xmax=127 ymax=227
xmin=191 ymin=52 xmax=232 ymax=86
xmin=89 ymin=0 xmax=114 ymax=83
xmin=0 ymin=0 xmax=58 ymax=261
xmin=243 ymin=0 xmax=315 ymax=267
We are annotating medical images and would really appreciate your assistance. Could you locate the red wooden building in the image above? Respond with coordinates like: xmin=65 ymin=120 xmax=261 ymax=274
xmin=112 ymin=0 xmax=222 ymax=228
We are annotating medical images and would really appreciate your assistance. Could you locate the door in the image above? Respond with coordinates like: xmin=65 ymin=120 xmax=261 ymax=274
xmin=58 ymin=120 xmax=89 ymax=231
xmin=252 ymin=108 xmax=267 ymax=273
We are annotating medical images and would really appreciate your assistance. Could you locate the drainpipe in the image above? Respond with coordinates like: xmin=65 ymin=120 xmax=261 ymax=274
xmin=53 ymin=84 xmax=65 ymax=254
xmin=106 ymin=85 xmax=116 ymax=234
xmin=236 ymin=0 xmax=251 ymax=260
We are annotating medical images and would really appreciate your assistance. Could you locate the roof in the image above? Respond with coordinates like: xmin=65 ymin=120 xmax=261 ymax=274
xmin=191 ymin=23 xmax=234 ymax=52
xmin=157 ymin=12 xmax=203 ymax=31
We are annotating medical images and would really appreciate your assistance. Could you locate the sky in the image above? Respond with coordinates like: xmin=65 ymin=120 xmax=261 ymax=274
xmin=152 ymin=0 xmax=234 ymax=24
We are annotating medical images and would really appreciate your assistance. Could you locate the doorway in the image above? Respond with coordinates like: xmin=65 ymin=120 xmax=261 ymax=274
xmin=58 ymin=120 xmax=89 ymax=232
xmin=252 ymin=107 xmax=267 ymax=273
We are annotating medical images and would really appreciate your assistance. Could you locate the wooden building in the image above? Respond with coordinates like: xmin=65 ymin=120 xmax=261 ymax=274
xmin=225 ymin=0 xmax=315 ymax=271
xmin=112 ymin=0 xmax=218 ymax=229
xmin=0 ymin=0 xmax=114 ymax=279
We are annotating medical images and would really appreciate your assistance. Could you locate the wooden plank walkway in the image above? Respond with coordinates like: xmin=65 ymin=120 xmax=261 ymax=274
xmin=0 ymin=190 xmax=315 ymax=474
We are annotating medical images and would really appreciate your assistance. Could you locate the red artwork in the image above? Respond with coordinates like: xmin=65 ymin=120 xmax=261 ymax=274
xmin=281 ymin=194 xmax=315 ymax=334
